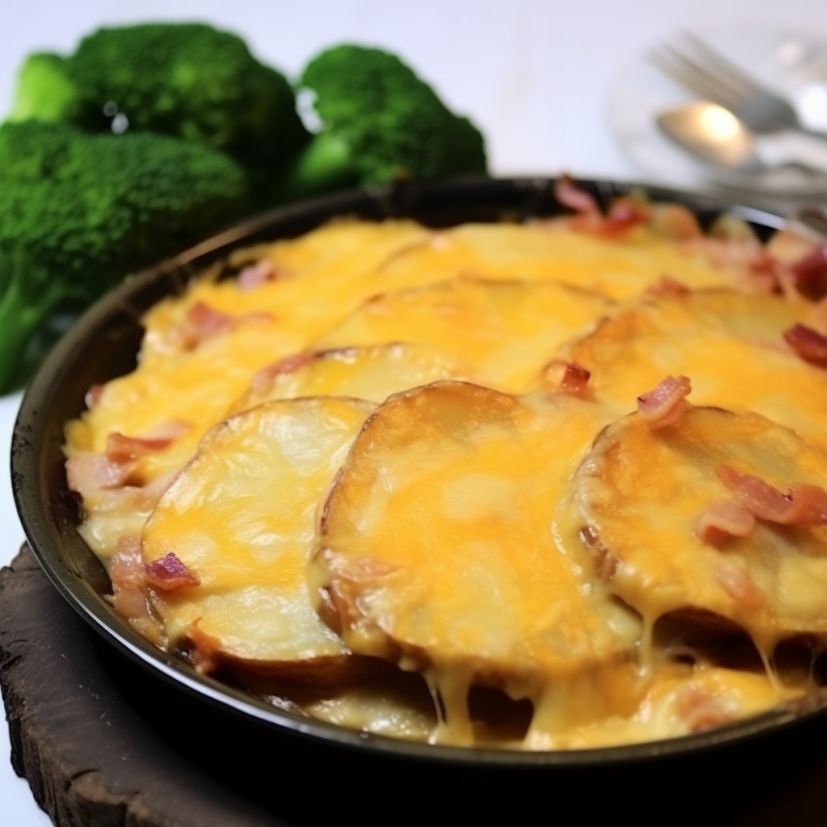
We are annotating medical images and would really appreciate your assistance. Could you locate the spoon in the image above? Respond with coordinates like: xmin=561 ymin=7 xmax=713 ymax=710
xmin=656 ymin=101 xmax=827 ymax=176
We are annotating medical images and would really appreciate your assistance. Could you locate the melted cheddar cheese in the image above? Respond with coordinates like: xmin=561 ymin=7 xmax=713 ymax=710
xmin=63 ymin=213 xmax=827 ymax=751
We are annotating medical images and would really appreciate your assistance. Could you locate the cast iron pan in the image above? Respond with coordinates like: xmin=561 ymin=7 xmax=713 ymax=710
xmin=11 ymin=176 xmax=826 ymax=775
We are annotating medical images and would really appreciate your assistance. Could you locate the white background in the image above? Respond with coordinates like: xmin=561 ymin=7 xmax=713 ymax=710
xmin=1 ymin=1 xmax=826 ymax=823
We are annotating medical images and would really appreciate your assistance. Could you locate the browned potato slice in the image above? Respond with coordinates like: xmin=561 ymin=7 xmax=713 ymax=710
xmin=318 ymin=277 xmax=612 ymax=392
xmin=142 ymin=397 xmax=373 ymax=685
xmin=573 ymin=405 xmax=827 ymax=653
xmin=229 ymin=343 xmax=468 ymax=414
xmin=313 ymin=381 xmax=641 ymax=744
xmin=559 ymin=288 xmax=827 ymax=446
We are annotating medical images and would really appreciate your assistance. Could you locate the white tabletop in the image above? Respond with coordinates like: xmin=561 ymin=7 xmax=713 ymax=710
xmin=2 ymin=1 xmax=825 ymax=823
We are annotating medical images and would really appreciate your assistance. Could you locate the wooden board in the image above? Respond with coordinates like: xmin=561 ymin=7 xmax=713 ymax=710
xmin=4 ymin=544 xmax=827 ymax=826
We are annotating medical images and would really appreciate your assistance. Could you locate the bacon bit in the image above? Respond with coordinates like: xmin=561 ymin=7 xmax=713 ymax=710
xmin=145 ymin=552 xmax=200 ymax=591
xmin=636 ymin=375 xmax=692 ymax=428
xmin=601 ymin=197 xmax=649 ymax=235
xmin=106 ymin=431 xmax=180 ymax=462
xmin=783 ymin=323 xmax=827 ymax=368
xmin=715 ymin=565 xmax=766 ymax=609
xmin=559 ymin=362 xmax=591 ymax=396
xmin=66 ymin=453 xmax=132 ymax=495
xmin=791 ymin=244 xmax=827 ymax=299
xmin=695 ymin=500 xmax=755 ymax=547
xmin=188 ymin=301 xmax=234 ymax=339
xmin=676 ymin=685 xmax=733 ymax=732
xmin=84 ymin=384 xmax=105 ymax=409
xmin=251 ymin=351 xmax=315 ymax=393
xmin=543 ymin=360 xmax=591 ymax=396
xmin=109 ymin=537 xmax=151 ymax=621
xmin=647 ymin=276 xmax=690 ymax=297
xmin=554 ymin=174 xmax=599 ymax=215
xmin=237 ymin=260 xmax=277 ymax=290
xmin=717 ymin=465 xmax=827 ymax=526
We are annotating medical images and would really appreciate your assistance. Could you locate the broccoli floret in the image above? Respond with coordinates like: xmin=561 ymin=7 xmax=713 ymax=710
xmin=7 ymin=53 xmax=86 ymax=125
xmin=0 ymin=121 xmax=249 ymax=392
xmin=277 ymin=44 xmax=487 ymax=199
xmin=9 ymin=23 xmax=308 ymax=180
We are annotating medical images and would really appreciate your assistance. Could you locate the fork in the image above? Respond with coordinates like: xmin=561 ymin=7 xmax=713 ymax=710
xmin=649 ymin=31 xmax=827 ymax=138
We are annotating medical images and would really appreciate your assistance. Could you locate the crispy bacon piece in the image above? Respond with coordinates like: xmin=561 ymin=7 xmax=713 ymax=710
xmin=187 ymin=301 xmax=234 ymax=340
xmin=602 ymin=197 xmax=649 ymax=235
xmin=237 ymin=260 xmax=277 ymax=289
xmin=109 ymin=537 xmax=152 ymax=621
xmin=66 ymin=452 xmax=131 ymax=494
xmin=717 ymin=465 xmax=827 ymax=526
xmin=783 ymin=323 xmax=827 ymax=368
xmin=715 ymin=565 xmax=766 ymax=609
xmin=250 ymin=351 xmax=315 ymax=393
xmin=554 ymin=174 xmax=599 ymax=215
xmin=145 ymin=552 xmax=200 ymax=591
xmin=636 ymin=375 xmax=692 ymax=428
xmin=105 ymin=424 xmax=187 ymax=462
xmin=543 ymin=360 xmax=591 ymax=396
xmin=558 ymin=362 xmax=591 ymax=396
xmin=647 ymin=275 xmax=691 ymax=297
xmin=695 ymin=500 xmax=755 ymax=547
xmin=554 ymin=176 xmax=649 ymax=236
xmin=791 ymin=244 xmax=827 ymax=299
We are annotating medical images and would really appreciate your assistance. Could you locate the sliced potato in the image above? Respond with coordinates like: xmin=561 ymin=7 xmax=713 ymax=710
xmin=229 ymin=342 xmax=468 ymax=414
xmin=572 ymin=405 xmax=827 ymax=650
xmin=559 ymin=288 xmax=827 ymax=446
xmin=375 ymin=222 xmax=748 ymax=299
xmin=313 ymin=381 xmax=641 ymax=740
xmin=140 ymin=219 xmax=434 ymax=363
xmin=318 ymin=277 xmax=612 ymax=393
xmin=142 ymin=397 xmax=374 ymax=686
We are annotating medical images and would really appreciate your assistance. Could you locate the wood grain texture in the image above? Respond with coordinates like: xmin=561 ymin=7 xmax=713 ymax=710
xmin=5 ymin=544 xmax=827 ymax=827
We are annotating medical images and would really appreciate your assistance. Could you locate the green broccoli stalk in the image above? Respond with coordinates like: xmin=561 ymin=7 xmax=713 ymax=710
xmin=0 ymin=121 xmax=250 ymax=392
xmin=8 ymin=23 xmax=309 ymax=192
xmin=276 ymin=44 xmax=488 ymax=200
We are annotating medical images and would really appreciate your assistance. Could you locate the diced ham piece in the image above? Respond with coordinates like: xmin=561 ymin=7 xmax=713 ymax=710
xmin=636 ymin=375 xmax=692 ymax=428
xmin=109 ymin=537 xmax=152 ymax=621
xmin=554 ymin=174 xmax=599 ymax=215
xmin=715 ymin=565 xmax=766 ymax=609
xmin=717 ymin=465 xmax=827 ymax=526
xmin=66 ymin=452 xmax=132 ymax=495
xmin=237 ymin=260 xmax=277 ymax=289
xmin=145 ymin=552 xmax=200 ymax=591
xmin=783 ymin=323 xmax=827 ymax=369
xmin=695 ymin=500 xmax=756 ymax=547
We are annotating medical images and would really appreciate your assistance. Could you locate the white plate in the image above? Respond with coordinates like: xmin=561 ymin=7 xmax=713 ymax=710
xmin=607 ymin=24 xmax=827 ymax=201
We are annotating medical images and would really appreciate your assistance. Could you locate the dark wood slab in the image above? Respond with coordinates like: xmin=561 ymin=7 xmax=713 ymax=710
xmin=5 ymin=543 xmax=827 ymax=826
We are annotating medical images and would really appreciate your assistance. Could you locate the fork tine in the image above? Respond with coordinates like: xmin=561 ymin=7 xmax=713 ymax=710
xmin=648 ymin=45 xmax=743 ymax=109
xmin=680 ymin=31 xmax=777 ymax=98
